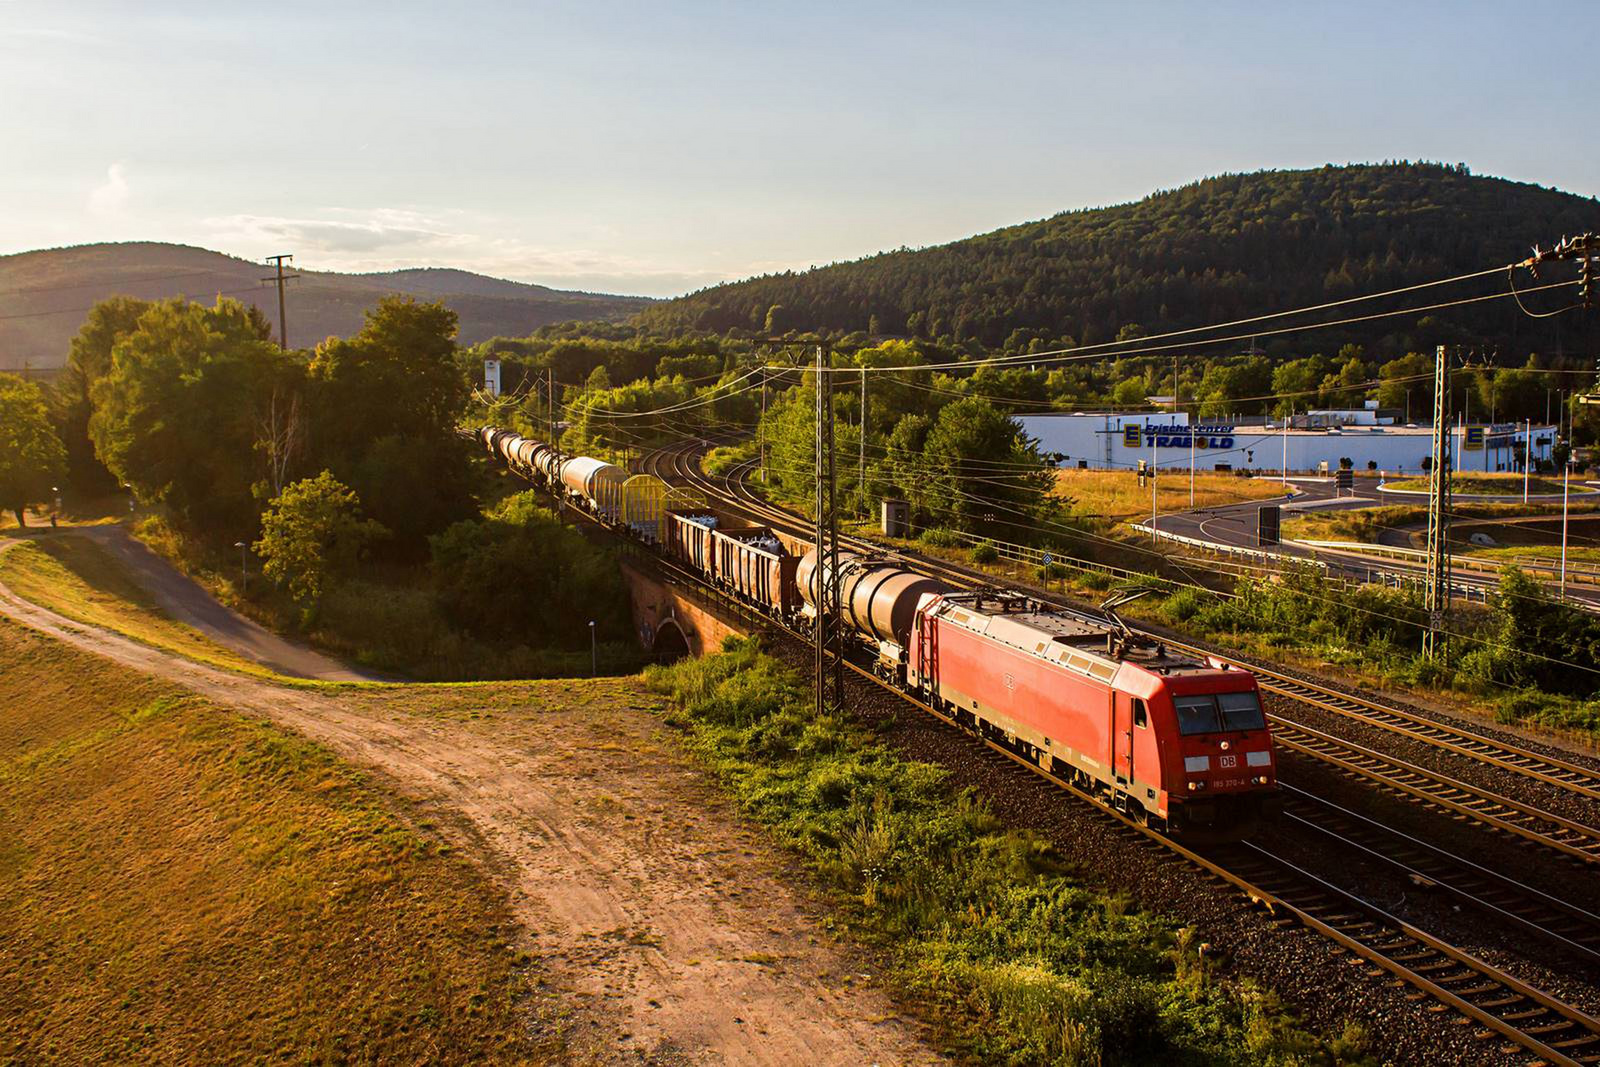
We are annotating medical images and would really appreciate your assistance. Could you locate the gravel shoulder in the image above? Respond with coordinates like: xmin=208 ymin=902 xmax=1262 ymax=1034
xmin=0 ymin=546 xmax=941 ymax=1065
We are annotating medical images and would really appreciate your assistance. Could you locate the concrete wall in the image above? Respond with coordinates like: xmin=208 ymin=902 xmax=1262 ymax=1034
xmin=619 ymin=559 xmax=745 ymax=658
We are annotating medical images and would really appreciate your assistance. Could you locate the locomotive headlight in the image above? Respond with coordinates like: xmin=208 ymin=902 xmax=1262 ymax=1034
xmin=1219 ymin=740 xmax=1231 ymax=751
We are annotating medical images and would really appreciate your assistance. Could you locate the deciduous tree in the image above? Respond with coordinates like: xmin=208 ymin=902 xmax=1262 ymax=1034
xmin=0 ymin=375 xmax=68 ymax=526
xmin=254 ymin=471 xmax=386 ymax=607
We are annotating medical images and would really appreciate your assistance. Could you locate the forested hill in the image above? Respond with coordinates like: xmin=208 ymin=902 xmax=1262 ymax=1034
xmin=640 ymin=163 xmax=1600 ymax=354
xmin=0 ymin=243 xmax=652 ymax=371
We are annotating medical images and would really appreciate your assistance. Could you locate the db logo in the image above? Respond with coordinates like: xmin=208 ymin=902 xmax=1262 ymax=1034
xmin=1219 ymin=754 xmax=1238 ymax=769
xmin=1003 ymin=673 xmax=1016 ymax=690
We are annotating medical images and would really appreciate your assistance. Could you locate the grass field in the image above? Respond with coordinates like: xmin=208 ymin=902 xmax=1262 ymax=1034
xmin=0 ymin=536 xmax=284 ymax=681
xmin=1054 ymin=468 xmax=1291 ymax=524
xmin=1383 ymin=472 xmax=1574 ymax=495
xmin=0 ymin=618 xmax=536 ymax=1063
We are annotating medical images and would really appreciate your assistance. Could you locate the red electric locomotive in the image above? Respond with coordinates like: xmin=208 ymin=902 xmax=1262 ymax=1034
xmin=798 ymin=549 xmax=1278 ymax=836
xmin=908 ymin=589 xmax=1277 ymax=834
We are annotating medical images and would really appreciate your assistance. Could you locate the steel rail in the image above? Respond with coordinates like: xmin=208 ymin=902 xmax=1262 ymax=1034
xmin=1279 ymin=784 xmax=1600 ymax=967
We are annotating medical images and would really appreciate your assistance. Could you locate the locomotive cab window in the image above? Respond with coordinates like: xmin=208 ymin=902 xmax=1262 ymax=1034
xmin=1132 ymin=699 xmax=1147 ymax=728
xmin=1174 ymin=695 xmax=1218 ymax=736
xmin=1174 ymin=692 xmax=1266 ymax=735
xmin=1217 ymin=691 xmax=1266 ymax=731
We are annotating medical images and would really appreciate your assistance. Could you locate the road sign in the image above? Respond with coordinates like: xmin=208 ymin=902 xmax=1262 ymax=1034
xmin=1258 ymin=505 xmax=1281 ymax=546
xmin=1041 ymin=552 xmax=1053 ymax=566
xmin=1335 ymin=468 xmax=1354 ymax=491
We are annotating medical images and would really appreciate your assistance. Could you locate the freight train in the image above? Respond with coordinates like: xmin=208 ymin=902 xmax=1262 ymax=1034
xmin=476 ymin=426 xmax=1280 ymax=836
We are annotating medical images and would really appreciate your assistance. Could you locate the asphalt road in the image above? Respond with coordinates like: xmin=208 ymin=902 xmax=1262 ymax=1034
xmin=76 ymin=526 xmax=385 ymax=682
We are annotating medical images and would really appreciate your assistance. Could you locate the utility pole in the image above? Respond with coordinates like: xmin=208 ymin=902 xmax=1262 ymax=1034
xmin=1423 ymin=344 xmax=1454 ymax=660
xmin=261 ymin=254 xmax=298 ymax=348
xmin=759 ymin=367 xmax=768 ymax=483
xmin=1149 ymin=429 xmax=1157 ymax=544
xmin=1523 ymin=418 xmax=1531 ymax=503
xmin=814 ymin=347 xmax=844 ymax=718
xmin=859 ymin=366 xmax=868 ymax=521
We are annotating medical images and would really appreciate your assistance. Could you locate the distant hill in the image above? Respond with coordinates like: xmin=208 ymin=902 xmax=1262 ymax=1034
xmin=0 ymin=243 xmax=652 ymax=370
xmin=640 ymin=163 xmax=1600 ymax=355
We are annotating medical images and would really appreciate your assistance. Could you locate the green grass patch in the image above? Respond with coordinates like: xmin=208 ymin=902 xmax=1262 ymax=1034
xmin=0 ymin=618 xmax=540 ymax=1062
xmin=1383 ymin=473 xmax=1572 ymax=495
xmin=646 ymin=638 xmax=1364 ymax=1065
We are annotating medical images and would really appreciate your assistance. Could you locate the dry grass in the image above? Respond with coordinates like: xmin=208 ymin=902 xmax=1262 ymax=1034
xmin=1053 ymin=468 xmax=1290 ymax=522
xmin=0 ymin=537 xmax=284 ymax=681
xmin=0 ymin=618 xmax=539 ymax=1063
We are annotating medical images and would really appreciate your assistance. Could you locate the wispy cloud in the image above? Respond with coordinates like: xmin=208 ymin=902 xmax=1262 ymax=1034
xmin=204 ymin=207 xmax=740 ymax=296
xmin=87 ymin=162 xmax=129 ymax=215
xmin=210 ymin=208 xmax=466 ymax=254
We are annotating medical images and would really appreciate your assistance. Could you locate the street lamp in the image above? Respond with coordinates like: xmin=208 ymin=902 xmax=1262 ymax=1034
xmin=588 ymin=620 xmax=597 ymax=677
xmin=234 ymin=541 xmax=247 ymax=592
xmin=123 ymin=484 xmax=134 ymax=514
xmin=51 ymin=485 xmax=60 ymax=527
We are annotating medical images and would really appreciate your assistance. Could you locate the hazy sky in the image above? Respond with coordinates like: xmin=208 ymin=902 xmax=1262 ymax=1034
xmin=3 ymin=1 xmax=1598 ymax=296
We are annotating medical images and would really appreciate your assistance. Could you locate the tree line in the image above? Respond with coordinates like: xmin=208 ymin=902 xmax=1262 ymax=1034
xmin=637 ymin=163 xmax=1600 ymax=360
xmin=0 ymin=294 xmax=632 ymax=669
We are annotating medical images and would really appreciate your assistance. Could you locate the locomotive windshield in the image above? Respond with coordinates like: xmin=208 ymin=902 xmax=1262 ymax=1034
xmin=1174 ymin=691 xmax=1267 ymax=735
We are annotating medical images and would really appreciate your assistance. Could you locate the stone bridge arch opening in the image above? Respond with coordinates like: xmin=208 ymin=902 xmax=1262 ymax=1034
xmin=651 ymin=618 xmax=690 ymax=663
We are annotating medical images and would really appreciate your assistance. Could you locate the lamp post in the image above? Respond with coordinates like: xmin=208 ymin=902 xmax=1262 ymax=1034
xmin=123 ymin=484 xmax=134 ymax=515
xmin=52 ymin=485 xmax=60 ymax=526
xmin=234 ymin=541 xmax=247 ymax=592
xmin=589 ymin=620 xmax=597 ymax=677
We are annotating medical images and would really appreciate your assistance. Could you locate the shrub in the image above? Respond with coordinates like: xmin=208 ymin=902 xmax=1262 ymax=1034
xmin=430 ymin=491 xmax=631 ymax=650
xmin=971 ymin=541 xmax=999 ymax=564
xmin=918 ymin=527 xmax=963 ymax=548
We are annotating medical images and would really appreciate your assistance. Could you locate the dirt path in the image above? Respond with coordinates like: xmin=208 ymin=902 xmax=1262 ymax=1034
xmin=0 ymin=547 xmax=940 ymax=1065
xmin=66 ymin=526 xmax=385 ymax=682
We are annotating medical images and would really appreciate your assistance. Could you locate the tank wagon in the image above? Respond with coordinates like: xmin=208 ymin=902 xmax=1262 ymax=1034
xmin=474 ymin=426 xmax=1278 ymax=835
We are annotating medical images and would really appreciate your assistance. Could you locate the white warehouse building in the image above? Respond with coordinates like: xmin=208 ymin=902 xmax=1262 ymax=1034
xmin=1016 ymin=412 xmax=1556 ymax=476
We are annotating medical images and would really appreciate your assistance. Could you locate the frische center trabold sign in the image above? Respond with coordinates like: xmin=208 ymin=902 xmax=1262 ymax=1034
xmin=1122 ymin=423 xmax=1237 ymax=449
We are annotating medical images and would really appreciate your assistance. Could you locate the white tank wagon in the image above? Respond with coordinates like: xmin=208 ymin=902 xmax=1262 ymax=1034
xmin=560 ymin=457 xmax=628 ymax=520
xmin=796 ymin=548 xmax=950 ymax=647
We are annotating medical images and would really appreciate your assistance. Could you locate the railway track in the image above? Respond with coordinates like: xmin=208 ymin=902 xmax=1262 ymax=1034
xmin=1279 ymin=784 xmax=1600 ymax=968
xmin=670 ymin=446 xmax=1600 ymax=860
xmin=550 ymin=440 xmax=1600 ymax=1063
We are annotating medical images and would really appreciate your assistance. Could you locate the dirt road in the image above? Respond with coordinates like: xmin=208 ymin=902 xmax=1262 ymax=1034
xmin=0 ymin=548 xmax=940 ymax=1064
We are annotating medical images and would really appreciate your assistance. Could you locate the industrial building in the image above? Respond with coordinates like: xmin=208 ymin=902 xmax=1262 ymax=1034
xmin=1017 ymin=410 xmax=1556 ymax=476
